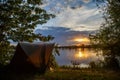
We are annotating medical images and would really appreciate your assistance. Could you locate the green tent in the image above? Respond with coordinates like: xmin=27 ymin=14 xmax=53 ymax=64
xmin=9 ymin=42 xmax=54 ymax=73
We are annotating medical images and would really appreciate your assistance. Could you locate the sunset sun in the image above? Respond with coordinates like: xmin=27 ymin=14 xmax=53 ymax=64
xmin=73 ymin=38 xmax=89 ymax=42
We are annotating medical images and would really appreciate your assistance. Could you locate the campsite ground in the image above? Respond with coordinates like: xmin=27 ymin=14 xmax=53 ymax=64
xmin=36 ymin=69 xmax=120 ymax=80
xmin=1 ymin=68 xmax=120 ymax=80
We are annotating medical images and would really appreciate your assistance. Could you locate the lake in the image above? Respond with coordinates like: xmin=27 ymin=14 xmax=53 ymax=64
xmin=55 ymin=48 xmax=103 ymax=67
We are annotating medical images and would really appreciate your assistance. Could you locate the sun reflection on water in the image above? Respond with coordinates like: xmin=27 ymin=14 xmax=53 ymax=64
xmin=78 ymin=51 xmax=83 ymax=57
xmin=75 ymin=48 xmax=89 ymax=59
xmin=55 ymin=48 xmax=103 ymax=66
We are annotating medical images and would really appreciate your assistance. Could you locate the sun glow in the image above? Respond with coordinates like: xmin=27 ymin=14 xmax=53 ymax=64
xmin=73 ymin=38 xmax=89 ymax=42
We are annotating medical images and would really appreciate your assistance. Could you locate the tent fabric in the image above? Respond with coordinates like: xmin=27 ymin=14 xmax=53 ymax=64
xmin=9 ymin=42 xmax=54 ymax=73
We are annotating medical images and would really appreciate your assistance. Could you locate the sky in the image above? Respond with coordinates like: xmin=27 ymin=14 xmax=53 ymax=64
xmin=35 ymin=0 xmax=104 ymax=46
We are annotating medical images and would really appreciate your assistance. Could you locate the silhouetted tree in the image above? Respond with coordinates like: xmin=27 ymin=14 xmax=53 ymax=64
xmin=71 ymin=60 xmax=80 ymax=68
xmin=90 ymin=0 xmax=120 ymax=69
xmin=37 ymin=33 xmax=54 ymax=42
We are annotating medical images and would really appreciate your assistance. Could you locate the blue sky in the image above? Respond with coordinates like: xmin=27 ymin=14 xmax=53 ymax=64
xmin=35 ymin=0 xmax=103 ymax=46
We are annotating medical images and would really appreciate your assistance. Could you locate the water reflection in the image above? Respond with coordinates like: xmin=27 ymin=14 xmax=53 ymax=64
xmin=55 ymin=48 xmax=102 ymax=66
xmin=75 ymin=48 xmax=88 ymax=58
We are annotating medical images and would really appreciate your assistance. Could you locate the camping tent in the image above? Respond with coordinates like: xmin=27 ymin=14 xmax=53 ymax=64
xmin=9 ymin=42 xmax=54 ymax=73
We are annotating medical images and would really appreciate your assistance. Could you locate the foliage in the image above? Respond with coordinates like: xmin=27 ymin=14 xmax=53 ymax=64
xmin=0 ymin=0 xmax=54 ymax=65
xmin=49 ymin=44 xmax=60 ymax=69
xmin=71 ymin=60 xmax=80 ymax=68
xmin=37 ymin=33 xmax=54 ymax=42
xmin=47 ymin=53 xmax=59 ymax=69
xmin=0 ymin=43 xmax=15 ymax=65
xmin=89 ymin=61 xmax=97 ymax=69
xmin=89 ymin=61 xmax=103 ymax=69
xmin=90 ymin=0 xmax=120 ymax=69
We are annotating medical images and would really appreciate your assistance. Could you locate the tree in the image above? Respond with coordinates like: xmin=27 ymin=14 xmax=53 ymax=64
xmin=90 ymin=0 xmax=120 ymax=69
xmin=0 ymin=0 xmax=54 ymax=65
xmin=37 ymin=33 xmax=54 ymax=42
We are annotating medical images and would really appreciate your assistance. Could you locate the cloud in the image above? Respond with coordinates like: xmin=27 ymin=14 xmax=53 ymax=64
xmin=39 ymin=0 xmax=103 ymax=32
xmin=35 ymin=27 xmax=95 ymax=46
xmin=57 ymin=6 xmax=101 ymax=30
xmin=36 ymin=0 xmax=103 ymax=45
xmin=42 ymin=0 xmax=84 ymax=11
xmin=82 ymin=0 xmax=91 ymax=3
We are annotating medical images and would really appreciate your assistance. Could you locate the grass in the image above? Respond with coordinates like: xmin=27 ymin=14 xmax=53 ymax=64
xmin=1 ymin=68 xmax=120 ymax=80
xmin=36 ymin=69 xmax=120 ymax=80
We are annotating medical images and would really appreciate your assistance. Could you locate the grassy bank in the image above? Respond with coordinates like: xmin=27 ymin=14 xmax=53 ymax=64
xmin=37 ymin=69 xmax=120 ymax=80
xmin=1 ymin=68 xmax=120 ymax=80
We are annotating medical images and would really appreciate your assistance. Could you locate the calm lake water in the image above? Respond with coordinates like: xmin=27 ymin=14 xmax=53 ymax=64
xmin=55 ymin=48 xmax=103 ymax=67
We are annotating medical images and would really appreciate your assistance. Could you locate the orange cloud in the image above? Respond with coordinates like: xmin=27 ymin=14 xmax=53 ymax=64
xmin=73 ymin=37 xmax=90 ymax=43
